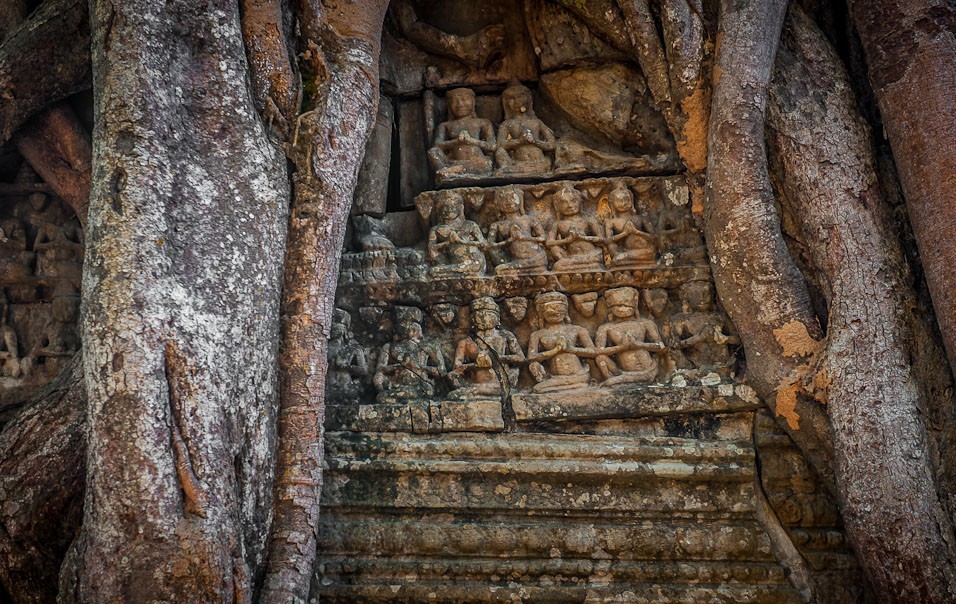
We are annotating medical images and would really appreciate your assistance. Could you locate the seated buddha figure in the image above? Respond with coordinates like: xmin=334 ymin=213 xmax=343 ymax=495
xmin=428 ymin=88 xmax=496 ymax=178
xmin=326 ymin=309 xmax=368 ymax=402
xmin=427 ymin=190 xmax=487 ymax=279
xmin=667 ymin=281 xmax=739 ymax=374
xmin=546 ymin=183 xmax=604 ymax=272
xmin=595 ymin=287 xmax=666 ymax=386
xmin=485 ymin=186 xmax=547 ymax=276
xmin=495 ymin=82 xmax=555 ymax=175
xmin=448 ymin=297 xmax=524 ymax=401
xmin=373 ymin=306 xmax=445 ymax=404
xmin=604 ymin=182 xmax=656 ymax=269
xmin=526 ymin=292 xmax=595 ymax=393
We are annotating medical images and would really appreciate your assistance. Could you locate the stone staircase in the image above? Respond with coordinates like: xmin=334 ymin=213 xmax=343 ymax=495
xmin=315 ymin=400 xmax=816 ymax=603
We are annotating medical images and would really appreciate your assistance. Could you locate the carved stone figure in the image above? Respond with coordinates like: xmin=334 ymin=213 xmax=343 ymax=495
xmin=546 ymin=183 xmax=604 ymax=272
xmin=427 ymin=191 xmax=487 ymax=278
xmin=0 ymin=293 xmax=21 ymax=378
xmin=657 ymin=204 xmax=706 ymax=263
xmin=485 ymin=186 xmax=547 ymax=276
xmin=428 ymin=88 xmax=496 ymax=178
xmin=495 ymin=82 xmax=555 ymax=174
xmin=30 ymin=294 xmax=80 ymax=376
xmin=352 ymin=214 xmax=396 ymax=252
xmin=526 ymin=292 xmax=595 ymax=393
xmin=0 ymin=219 xmax=34 ymax=281
xmin=373 ymin=306 xmax=446 ymax=403
xmin=33 ymin=219 xmax=84 ymax=292
xmin=327 ymin=309 xmax=369 ymax=402
xmin=448 ymin=297 xmax=523 ymax=400
xmin=595 ymin=287 xmax=665 ymax=386
xmin=668 ymin=281 xmax=739 ymax=373
xmin=605 ymin=182 xmax=656 ymax=268
xmin=643 ymin=288 xmax=669 ymax=319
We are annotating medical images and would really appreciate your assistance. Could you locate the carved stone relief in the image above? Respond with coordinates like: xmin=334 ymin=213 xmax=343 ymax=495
xmin=329 ymin=172 xmax=736 ymax=432
xmin=0 ymin=165 xmax=83 ymax=413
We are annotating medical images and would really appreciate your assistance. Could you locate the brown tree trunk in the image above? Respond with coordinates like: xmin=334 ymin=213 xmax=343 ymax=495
xmin=848 ymin=0 xmax=956 ymax=379
xmin=259 ymin=1 xmax=388 ymax=601
xmin=0 ymin=357 xmax=85 ymax=604
xmin=14 ymin=104 xmax=92 ymax=227
xmin=240 ymin=0 xmax=299 ymax=141
xmin=62 ymin=0 xmax=290 ymax=600
xmin=704 ymin=0 xmax=835 ymax=488
xmin=767 ymin=8 xmax=956 ymax=601
xmin=0 ymin=0 xmax=90 ymax=146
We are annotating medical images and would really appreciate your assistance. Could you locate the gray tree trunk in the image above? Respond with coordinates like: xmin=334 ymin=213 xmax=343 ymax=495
xmin=61 ymin=1 xmax=289 ymax=600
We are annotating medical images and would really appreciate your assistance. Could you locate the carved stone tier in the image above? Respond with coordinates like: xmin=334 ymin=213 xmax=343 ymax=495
xmin=432 ymin=147 xmax=680 ymax=188
xmin=315 ymin=414 xmax=865 ymax=602
xmin=512 ymin=381 xmax=759 ymax=424
xmin=338 ymin=264 xmax=712 ymax=308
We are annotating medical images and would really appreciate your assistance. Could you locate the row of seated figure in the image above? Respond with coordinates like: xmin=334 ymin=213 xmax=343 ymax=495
xmin=0 ymin=291 xmax=79 ymax=379
xmin=1 ymin=215 xmax=84 ymax=291
xmin=326 ymin=281 xmax=738 ymax=405
xmin=429 ymin=83 xmax=555 ymax=179
xmin=427 ymin=183 xmax=703 ymax=278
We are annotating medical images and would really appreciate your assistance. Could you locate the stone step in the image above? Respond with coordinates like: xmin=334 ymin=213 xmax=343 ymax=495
xmin=318 ymin=515 xmax=776 ymax=562
xmin=315 ymin=562 xmax=801 ymax=603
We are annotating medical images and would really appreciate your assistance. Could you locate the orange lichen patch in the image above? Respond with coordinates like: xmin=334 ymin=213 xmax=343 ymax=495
xmin=773 ymin=320 xmax=821 ymax=358
xmin=676 ymin=85 xmax=710 ymax=174
xmin=775 ymin=379 xmax=801 ymax=430
xmin=811 ymin=366 xmax=831 ymax=404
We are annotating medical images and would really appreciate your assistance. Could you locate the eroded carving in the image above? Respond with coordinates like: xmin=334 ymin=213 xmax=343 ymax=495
xmin=595 ymin=287 xmax=665 ymax=386
xmin=527 ymin=292 xmax=595 ymax=393
xmin=486 ymin=186 xmax=547 ymax=276
xmin=427 ymin=190 xmax=487 ymax=278
xmin=428 ymin=88 xmax=497 ymax=179
xmin=373 ymin=306 xmax=446 ymax=404
xmin=546 ymin=183 xmax=604 ymax=272
xmin=448 ymin=297 xmax=523 ymax=401
xmin=495 ymin=82 xmax=555 ymax=175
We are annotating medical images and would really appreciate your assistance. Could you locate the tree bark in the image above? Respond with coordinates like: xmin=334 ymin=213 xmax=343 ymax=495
xmin=0 ymin=0 xmax=90 ymax=147
xmin=848 ymin=0 xmax=956 ymax=380
xmin=260 ymin=2 xmax=388 ymax=600
xmin=240 ymin=0 xmax=299 ymax=141
xmin=767 ymin=7 xmax=956 ymax=601
xmin=704 ymin=0 xmax=835 ymax=489
xmin=0 ymin=356 xmax=85 ymax=604
xmin=64 ymin=0 xmax=289 ymax=600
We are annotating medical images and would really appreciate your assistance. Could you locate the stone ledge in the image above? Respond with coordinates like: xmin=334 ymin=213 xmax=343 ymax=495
xmin=512 ymin=382 xmax=759 ymax=424
xmin=327 ymin=383 xmax=759 ymax=433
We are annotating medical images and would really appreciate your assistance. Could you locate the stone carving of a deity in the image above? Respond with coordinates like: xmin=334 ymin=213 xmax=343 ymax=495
xmin=486 ymin=186 xmax=547 ymax=276
xmin=595 ymin=287 xmax=665 ymax=386
xmin=448 ymin=297 xmax=524 ymax=401
xmin=326 ymin=309 xmax=368 ymax=402
xmin=495 ymin=82 xmax=555 ymax=175
xmin=667 ymin=281 xmax=739 ymax=373
xmin=373 ymin=306 xmax=446 ymax=404
xmin=428 ymin=88 xmax=496 ymax=178
xmin=657 ymin=204 xmax=706 ymax=263
xmin=526 ymin=292 xmax=595 ymax=393
xmin=0 ymin=294 xmax=21 ymax=378
xmin=33 ymin=219 xmax=84 ymax=291
xmin=605 ymin=183 xmax=656 ymax=269
xmin=0 ymin=219 xmax=34 ymax=281
xmin=30 ymin=294 xmax=80 ymax=375
xmin=427 ymin=191 xmax=487 ymax=278
xmin=546 ymin=183 xmax=604 ymax=272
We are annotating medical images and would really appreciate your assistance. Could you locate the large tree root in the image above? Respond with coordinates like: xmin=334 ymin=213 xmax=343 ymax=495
xmin=0 ymin=356 xmax=85 ymax=604
xmin=767 ymin=7 xmax=956 ymax=601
